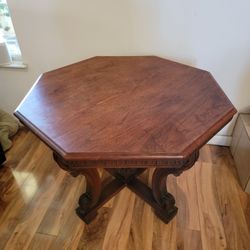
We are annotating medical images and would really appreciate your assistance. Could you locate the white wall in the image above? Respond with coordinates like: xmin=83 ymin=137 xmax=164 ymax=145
xmin=1 ymin=0 xmax=250 ymax=138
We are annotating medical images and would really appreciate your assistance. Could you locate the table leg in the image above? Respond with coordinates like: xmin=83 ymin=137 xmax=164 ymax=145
xmin=53 ymin=153 xmax=103 ymax=223
xmin=75 ymin=168 xmax=102 ymax=223
xmin=151 ymin=168 xmax=179 ymax=223
xmin=150 ymin=151 xmax=199 ymax=222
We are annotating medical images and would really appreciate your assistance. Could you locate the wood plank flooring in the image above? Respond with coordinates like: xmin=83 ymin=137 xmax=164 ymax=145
xmin=0 ymin=128 xmax=249 ymax=250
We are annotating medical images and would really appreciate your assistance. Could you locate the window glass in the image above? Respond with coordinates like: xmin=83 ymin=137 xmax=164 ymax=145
xmin=0 ymin=0 xmax=22 ymax=61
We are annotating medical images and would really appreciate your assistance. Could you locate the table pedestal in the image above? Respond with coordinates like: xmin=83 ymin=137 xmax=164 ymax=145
xmin=53 ymin=151 xmax=199 ymax=224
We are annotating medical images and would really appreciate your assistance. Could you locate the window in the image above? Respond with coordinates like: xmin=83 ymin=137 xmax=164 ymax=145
xmin=0 ymin=0 xmax=23 ymax=65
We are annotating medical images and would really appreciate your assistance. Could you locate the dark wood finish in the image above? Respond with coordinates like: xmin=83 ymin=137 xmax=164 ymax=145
xmin=151 ymin=150 xmax=199 ymax=222
xmin=14 ymin=56 xmax=236 ymax=224
xmin=14 ymin=56 xmax=236 ymax=161
xmin=53 ymin=153 xmax=102 ymax=224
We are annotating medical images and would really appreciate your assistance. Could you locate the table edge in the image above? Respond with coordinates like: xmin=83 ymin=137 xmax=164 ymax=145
xmin=14 ymin=106 xmax=236 ymax=162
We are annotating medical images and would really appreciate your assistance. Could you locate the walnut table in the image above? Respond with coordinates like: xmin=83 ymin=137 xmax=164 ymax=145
xmin=14 ymin=56 xmax=236 ymax=224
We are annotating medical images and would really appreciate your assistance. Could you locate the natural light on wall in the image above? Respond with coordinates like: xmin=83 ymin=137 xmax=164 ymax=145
xmin=0 ymin=0 xmax=23 ymax=67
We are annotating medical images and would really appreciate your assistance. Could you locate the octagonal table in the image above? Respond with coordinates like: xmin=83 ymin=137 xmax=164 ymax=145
xmin=14 ymin=56 xmax=236 ymax=224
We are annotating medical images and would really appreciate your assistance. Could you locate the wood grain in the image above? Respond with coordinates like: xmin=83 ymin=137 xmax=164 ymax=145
xmin=4 ymin=170 xmax=65 ymax=250
xmin=14 ymin=56 xmax=236 ymax=161
xmin=27 ymin=233 xmax=55 ymax=250
xmin=77 ymin=208 xmax=111 ymax=250
xmin=152 ymin=217 xmax=177 ymax=250
xmin=195 ymin=162 xmax=227 ymax=250
xmin=37 ymin=174 xmax=84 ymax=236
xmin=212 ymin=148 xmax=250 ymax=249
xmin=102 ymin=188 xmax=136 ymax=250
xmin=176 ymin=165 xmax=200 ymax=231
xmin=128 ymin=169 xmax=154 ymax=250
xmin=1 ymin=129 xmax=249 ymax=249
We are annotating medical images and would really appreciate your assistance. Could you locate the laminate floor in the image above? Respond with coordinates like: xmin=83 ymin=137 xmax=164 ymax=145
xmin=0 ymin=128 xmax=249 ymax=250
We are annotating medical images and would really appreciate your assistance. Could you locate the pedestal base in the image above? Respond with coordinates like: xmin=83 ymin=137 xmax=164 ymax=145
xmin=53 ymin=150 xmax=199 ymax=224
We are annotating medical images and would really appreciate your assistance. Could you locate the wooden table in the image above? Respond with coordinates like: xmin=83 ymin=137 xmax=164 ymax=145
xmin=14 ymin=56 xmax=236 ymax=224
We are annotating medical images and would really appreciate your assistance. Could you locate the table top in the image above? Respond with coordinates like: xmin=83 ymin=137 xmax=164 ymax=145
xmin=15 ymin=56 xmax=236 ymax=161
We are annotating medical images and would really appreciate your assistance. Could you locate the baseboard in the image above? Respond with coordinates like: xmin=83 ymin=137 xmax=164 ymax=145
xmin=207 ymin=135 xmax=232 ymax=146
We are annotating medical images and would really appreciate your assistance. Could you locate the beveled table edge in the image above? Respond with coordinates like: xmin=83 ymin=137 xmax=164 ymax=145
xmin=182 ymin=107 xmax=237 ymax=157
xmin=14 ymin=106 xmax=237 ymax=163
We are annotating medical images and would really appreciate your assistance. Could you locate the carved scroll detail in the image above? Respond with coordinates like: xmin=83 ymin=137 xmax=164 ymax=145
xmin=151 ymin=150 xmax=199 ymax=222
xmin=53 ymin=153 xmax=102 ymax=223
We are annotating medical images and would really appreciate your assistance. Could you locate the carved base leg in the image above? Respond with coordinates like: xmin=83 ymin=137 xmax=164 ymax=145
xmin=151 ymin=151 xmax=199 ymax=223
xmin=76 ymin=177 xmax=125 ymax=224
xmin=73 ymin=168 xmax=102 ymax=223
xmin=151 ymin=168 xmax=179 ymax=223
xmin=53 ymin=153 xmax=102 ymax=223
